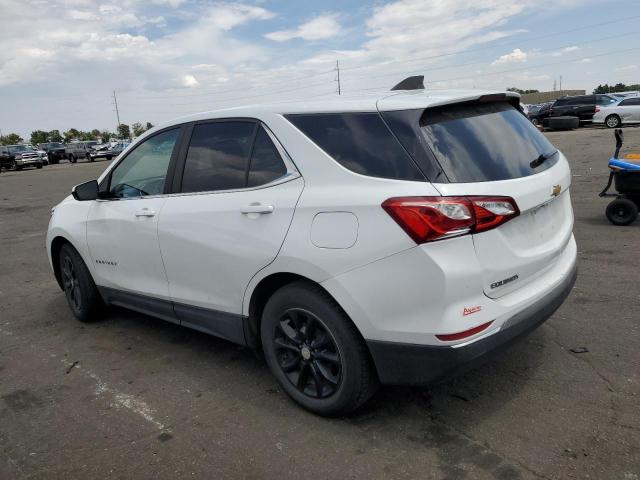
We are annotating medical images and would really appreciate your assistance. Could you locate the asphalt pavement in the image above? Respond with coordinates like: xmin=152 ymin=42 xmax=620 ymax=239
xmin=0 ymin=127 xmax=638 ymax=479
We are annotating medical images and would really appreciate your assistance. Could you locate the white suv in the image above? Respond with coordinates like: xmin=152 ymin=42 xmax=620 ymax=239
xmin=47 ymin=88 xmax=577 ymax=416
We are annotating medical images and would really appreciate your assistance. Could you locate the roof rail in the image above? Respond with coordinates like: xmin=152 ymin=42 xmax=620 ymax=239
xmin=391 ymin=75 xmax=425 ymax=91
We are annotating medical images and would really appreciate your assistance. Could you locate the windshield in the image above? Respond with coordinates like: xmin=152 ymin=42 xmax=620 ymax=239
xmin=7 ymin=145 xmax=29 ymax=154
xmin=49 ymin=142 xmax=64 ymax=148
xmin=417 ymin=102 xmax=558 ymax=183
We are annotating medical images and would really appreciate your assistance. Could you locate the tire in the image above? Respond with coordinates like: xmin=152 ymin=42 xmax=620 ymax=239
xmin=58 ymin=244 xmax=104 ymax=322
xmin=261 ymin=281 xmax=378 ymax=416
xmin=547 ymin=116 xmax=580 ymax=130
xmin=69 ymin=154 xmax=76 ymax=163
xmin=606 ymin=198 xmax=638 ymax=226
xmin=37 ymin=163 xmax=43 ymax=169
xmin=605 ymin=114 xmax=621 ymax=129
xmin=531 ymin=118 xmax=539 ymax=127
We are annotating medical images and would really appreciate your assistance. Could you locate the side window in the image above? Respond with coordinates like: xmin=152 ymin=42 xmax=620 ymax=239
xmin=108 ymin=128 xmax=179 ymax=198
xmin=181 ymin=121 xmax=255 ymax=193
xmin=286 ymin=112 xmax=424 ymax=181
xmin=620 ymin=98 xmax=640 ymax=106
xmin=247 ymin=127 xmax=288 ymax=187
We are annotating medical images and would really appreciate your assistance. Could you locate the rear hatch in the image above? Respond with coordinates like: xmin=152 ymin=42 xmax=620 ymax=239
xmin=384 ymin=100 xmax=573 ymax=299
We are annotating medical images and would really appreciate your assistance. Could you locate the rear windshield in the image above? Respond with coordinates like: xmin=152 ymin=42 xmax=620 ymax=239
xmin=414 ymin=102 xmax=558 ymax=183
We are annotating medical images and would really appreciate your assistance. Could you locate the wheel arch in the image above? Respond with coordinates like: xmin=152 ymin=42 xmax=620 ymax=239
xmin=245 ymin=272 xmax=367 ymax=352
xmin=50 ymin=235 xmax=85 ymax=291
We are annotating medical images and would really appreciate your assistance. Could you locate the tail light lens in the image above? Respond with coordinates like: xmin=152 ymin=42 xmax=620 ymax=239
xmin=595 ymin=107 xmax=600 ymax=113
xmin=382 ymin=196 xmax=519 ymax=244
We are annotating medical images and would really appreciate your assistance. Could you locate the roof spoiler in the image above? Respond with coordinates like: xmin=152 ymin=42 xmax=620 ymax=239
xmin=391 ymin=75 xmax=425 ymax=91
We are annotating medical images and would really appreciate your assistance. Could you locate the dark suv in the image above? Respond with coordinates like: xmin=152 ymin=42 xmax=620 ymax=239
xmin=39 ymin=142 xmax=67 ymax=164
xmin=550 ymin=94 xmax=617 ymax=122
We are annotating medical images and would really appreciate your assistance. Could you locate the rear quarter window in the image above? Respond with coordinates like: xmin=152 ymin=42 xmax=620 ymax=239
xmin=285 ymin=112 xmax=425 ymax=181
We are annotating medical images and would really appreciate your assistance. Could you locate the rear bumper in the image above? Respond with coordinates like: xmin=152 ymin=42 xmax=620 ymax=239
xmin=367 ymin=265 xmax=577 ymax=386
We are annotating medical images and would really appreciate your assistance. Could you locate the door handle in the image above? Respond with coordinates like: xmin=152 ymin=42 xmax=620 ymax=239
xmin=135 ymin=208 xmax=156 ymax=217
xmin=241 ymin=204 xmax=274 ymax=214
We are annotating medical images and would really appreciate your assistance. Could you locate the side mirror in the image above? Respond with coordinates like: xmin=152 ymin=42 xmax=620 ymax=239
xmin=72 ymin=180 xmax=99 ymax=201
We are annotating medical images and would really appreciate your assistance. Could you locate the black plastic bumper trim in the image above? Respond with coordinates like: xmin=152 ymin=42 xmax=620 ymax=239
xmin=366 ymin=265 xmax=577 ymax=386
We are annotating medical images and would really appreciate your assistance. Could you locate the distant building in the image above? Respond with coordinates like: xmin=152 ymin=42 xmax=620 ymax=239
xmin=520 ymin=90 xmax=586 ymax=104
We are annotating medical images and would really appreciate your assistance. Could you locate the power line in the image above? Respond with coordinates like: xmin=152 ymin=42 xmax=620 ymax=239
xmin=344 ymin=30 xmax=639 ymax=84
xmin=345 ymin=46 xmax=640 ymax=93
xmin=121 ymin=68 xmax=336 ymax=101
xmin=339 ymin=13 xmax=640 ymax=74
xmin=126 ymin=78 xmax=333 ymax=108
xmin=120 ymin=20 xmax=638 ymax=106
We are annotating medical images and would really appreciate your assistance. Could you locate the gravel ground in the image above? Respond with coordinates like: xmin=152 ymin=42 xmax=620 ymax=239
xmin=0 ymin=126 xmax=638 ymax=480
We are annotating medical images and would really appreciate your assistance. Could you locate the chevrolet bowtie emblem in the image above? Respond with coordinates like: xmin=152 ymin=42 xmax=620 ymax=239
xmin=551 ymin=185 xmax=561 ymax=197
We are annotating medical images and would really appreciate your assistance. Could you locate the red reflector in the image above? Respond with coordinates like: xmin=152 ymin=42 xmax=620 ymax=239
xmin=435 ymin=321 xmax=494 ymax=342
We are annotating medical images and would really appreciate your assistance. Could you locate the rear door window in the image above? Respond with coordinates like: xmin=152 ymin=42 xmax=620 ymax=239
xmin=410 ymin=102 xmax=558 ymax=183
xmin=181 ymin=121 xmax=256 ymax=193
xmin=286 ymin=113 xmax=425 ymax=181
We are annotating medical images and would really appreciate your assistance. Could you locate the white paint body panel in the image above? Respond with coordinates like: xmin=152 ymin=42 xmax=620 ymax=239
xmin=86 ymin=197 xmax=170 ymax=299
xmin=157 ymin=177 xmax=304 ymax=312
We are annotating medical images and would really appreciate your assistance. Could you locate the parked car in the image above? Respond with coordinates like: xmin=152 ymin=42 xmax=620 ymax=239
xmin=39 ymin=142 xmax=67 ymax=164
xmin=609 ymin=91 xmax=640 ymax=99
xmin=550 ymin=94 xmax=617 ymax=123
xmin=593 ymin=96 xmax=640 ymax=128
xmin=26 ymin=144 xmax=49 ymax=165
xmin=88 ymin=142 xmax=129 ymax=162
xmin=65 ymin=141 xmax=98 ymax=163
xmin=47 ymin=89 xmax=577 ymax=415
xmin=528 ymin=103 xmax=552 ymax=127
xmin=0 ymin=144 xmax=43 ymax=170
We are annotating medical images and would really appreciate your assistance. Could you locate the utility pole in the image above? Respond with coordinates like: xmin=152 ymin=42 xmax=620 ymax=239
xmin=335 ymin=60 xmax=341 ymax=95
xmin=112 ymin=90 xmax=121 ymax=128
xmin=559 ymin=75 xmax=563 ymax=94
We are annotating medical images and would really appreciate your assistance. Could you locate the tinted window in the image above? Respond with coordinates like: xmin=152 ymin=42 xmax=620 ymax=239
xmin=620 ymin=98 xmax=640 ymax=106
xmin=554 ymin=98 xmax=568 ymax=106
xmin=286 ymin=113 xmax=424 ymax=181
xmin=248 ymin=127 xmax=288 ymax=187
xmin=181 ymin=122 xmax=255 ymax=193
xmin=109 ymin=128 xmax=179 ymax=198
xmin=596 ymin=95 xmax=616 ymax=105
xmin=417 ymin=102 xmax=558 ymax=183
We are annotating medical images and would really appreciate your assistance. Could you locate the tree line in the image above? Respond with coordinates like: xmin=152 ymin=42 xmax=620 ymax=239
xmin=593 ymin=83 xmax=640 ymax=94
xmin=0 ymin=122 xmax=154 ymax=146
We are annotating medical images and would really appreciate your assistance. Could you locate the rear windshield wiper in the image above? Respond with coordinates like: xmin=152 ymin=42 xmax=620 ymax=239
xmin=530 ymin=150 xmax=557 ymax=169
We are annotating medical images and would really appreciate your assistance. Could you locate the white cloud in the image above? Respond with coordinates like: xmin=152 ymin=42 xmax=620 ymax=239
xmin=616 ymin=64 xmax=638 ymax=72
xmin=208 ymin=4 xmax=275 ymax=31
xmin=67 ymin=9 xmax=98 ymax=20
xmin=182 ymin=74 xmax=200 ymax=87
xmin=492 ymin=48 xmax=528 ymax=65
xmin=552 ymin=45 xmax=579 ymax=57
xmin=265 ymin=14 xmax=341 ymax=42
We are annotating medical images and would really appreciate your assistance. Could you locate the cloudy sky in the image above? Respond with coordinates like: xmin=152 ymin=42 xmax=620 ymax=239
xmin=1 ymin=0 xmax=639 ymax=138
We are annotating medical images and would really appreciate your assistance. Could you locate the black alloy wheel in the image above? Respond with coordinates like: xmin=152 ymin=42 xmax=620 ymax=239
xmin=62 ymin=255 xmax=83 ymax=313
xmin=261 ymin=281 xmax=378 ymax=416
xmin=274 ymin=308 xmax=342 ymax=398
xmin=58 ymin=244 xmax=104 ymax=322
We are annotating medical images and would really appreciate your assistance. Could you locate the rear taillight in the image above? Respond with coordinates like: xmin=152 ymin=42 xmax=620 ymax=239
xmin=382 ymin=196 xmax=519 ymax=244
xmin=595 ymin=107 xmax=600 ymax=113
